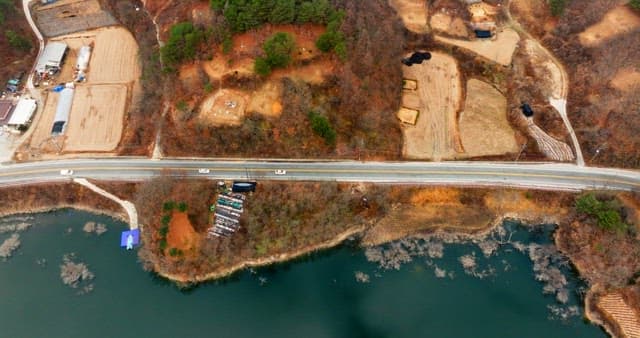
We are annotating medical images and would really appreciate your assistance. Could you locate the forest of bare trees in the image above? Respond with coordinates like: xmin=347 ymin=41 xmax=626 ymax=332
xmin=541 ymin=1 xmax=640 ymax=168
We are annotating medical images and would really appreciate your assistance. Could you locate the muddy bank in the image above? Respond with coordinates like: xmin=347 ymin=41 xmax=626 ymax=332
xmin=0 ymin=183 xmax=132 ymax=223
xmin=156 ymin=224 xmax=366 ymax=284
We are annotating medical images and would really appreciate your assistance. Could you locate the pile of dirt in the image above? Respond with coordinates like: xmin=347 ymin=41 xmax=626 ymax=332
xmin=198 ymin=89 xmax=248 ymax=126
xmin=166 ymin=211 xmax=198 ymax=253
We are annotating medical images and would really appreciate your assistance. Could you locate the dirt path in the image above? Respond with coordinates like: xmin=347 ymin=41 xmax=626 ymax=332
xmin=505 ymin=0 xmax=585 ymax=166
xmin=74 ymin=178 xmax=139 ymax=230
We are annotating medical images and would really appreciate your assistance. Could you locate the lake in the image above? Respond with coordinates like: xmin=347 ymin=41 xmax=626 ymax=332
xmin=0 ymin=209 xmax=605 ymax=338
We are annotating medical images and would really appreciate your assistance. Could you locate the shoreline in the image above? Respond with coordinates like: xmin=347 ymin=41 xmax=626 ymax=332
xmin=155 ymin=210 xmax=565 ymax=283
xmin=154 ymin=224 xmax=368 ymax=284
xmin=0 ymin=204 xmax=128 ymax=225
xmin=0 ymin=200 xmax=625 ymax=337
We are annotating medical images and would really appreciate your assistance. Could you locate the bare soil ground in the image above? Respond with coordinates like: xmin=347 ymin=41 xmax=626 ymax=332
xmin=362 ymin=188 xmax=572 ymax=246
xmin=610 ymin=67 xmax=640 ymax=93
xmin=23 ymin=26 xmax=140 ymax=154
xmin=270 ymin=59 xmax=334 ymax=85
xmin=597 ymin=292 xmax=640 ymax=338
xmin=430 ymin=12 xmax=468 ymax=38
xmin=458 ymin=79 xmax=519 ymax=158
xmin=400 ymin=52 xmax=462 ymax=160
xmin=436 ymin=28 xmax=521 ymax=66
xmin=247 ymin=81 xmax=283 ymax=118
xmin=202 ymin=24 xmax=326 ymax=81
xmin=64 ymin=84 xmax=127 ymax=151
xmin=28 ymin=92 xmax=59 ymax=151
xmin=166 ymin=211 xmax=198 ymax=253
xmin=523 ymin=39 xmax=563 ymax=99
xmin=198 ymin=89 xmax=248 ymax=126
xmin=579 ymin=5 xmax=640 ymax=47
xmin=388 ymin=0 xmax=429 ymax=34
xmin=202 ymin=56 xmax=254 ymax=80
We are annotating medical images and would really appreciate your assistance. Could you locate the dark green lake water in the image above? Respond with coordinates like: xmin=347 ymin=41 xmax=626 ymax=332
xmin=0 ymin=209 xmax=605 ymax=338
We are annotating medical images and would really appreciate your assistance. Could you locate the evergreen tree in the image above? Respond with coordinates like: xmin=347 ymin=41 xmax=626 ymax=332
xmin=296 ymin=2 xmax=315 ymax=24
xmin=270 ymin=0 xmax=295 ymax=24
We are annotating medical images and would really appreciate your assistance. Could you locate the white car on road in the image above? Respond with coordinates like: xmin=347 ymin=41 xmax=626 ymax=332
xmin=198 ymin=168 xmax=210 ymax=174
xmin=275 ymin=169 xmax=287 ymax=175
xmin=60 ymin=169 xmax=73 ymax=176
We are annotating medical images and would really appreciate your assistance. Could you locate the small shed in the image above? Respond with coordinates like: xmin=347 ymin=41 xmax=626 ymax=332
xmin=7 ymin=98 xmax=36 ymax=129
xmin=403 ymin=79 xmax=418 ymax=91
xmin=397 ymin=107 xmax=419 ymax=125
xmin=36 ymin=42 xmax=68 ymax=74
xmin=51 ymin=87 xmax=74 ymax=135
xmin=474 ymin=30 xmax=493 ymax=39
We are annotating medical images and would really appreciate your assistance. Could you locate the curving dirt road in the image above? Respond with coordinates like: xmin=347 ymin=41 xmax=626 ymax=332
xmin=505 ymin=1 xmax=585 ymax=166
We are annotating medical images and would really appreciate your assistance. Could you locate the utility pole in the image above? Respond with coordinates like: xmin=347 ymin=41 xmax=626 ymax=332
xmin=589 ymin=143 xmax=607 ymax=164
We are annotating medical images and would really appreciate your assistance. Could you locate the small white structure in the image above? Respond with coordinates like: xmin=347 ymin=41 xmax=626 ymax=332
xmin=51 ymin=87 xmax=74 ymax=135
xmin=75 ymin=45 xmax=91 ymax=71
xmin=7 ymin=98 xmax=36 ymax=130
xmin=36 ymin=42 xmax=68 ymax=75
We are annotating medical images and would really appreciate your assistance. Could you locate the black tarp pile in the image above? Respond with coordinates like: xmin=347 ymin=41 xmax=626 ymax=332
xmin=402 ymin=52 xmax=432 ymax=66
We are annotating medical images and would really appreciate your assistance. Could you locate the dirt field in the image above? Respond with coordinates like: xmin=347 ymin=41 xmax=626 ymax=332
xmin=29 ymin=92 xmax=60 ymax=151
xmin=400 ymin=52 xmax=462 ymax=160
xmin=579 ymin=5 xmax=640 ymax=47
xmin=610 ymin=67 xmax=640 ymax=92
xmin=25 ymin=26 xmax=140 ymax=154
xmin=435 ymin=28 xmax=520 ymax=66
xmin=85 ymin=27 xmax=140 ymax=83
xmin=430 ymin=12 xmax=468 ymax=38
xmin=64 ymin=85 xmax=127 ymax=151
xmin=388 ymin=0 xmax=429 ymax=34
xmin=198 ymin=89 xmax=248 ymax=126
xmin=166 ymin=211 xmax=198 ymax=253
xmin=458 ymin=79 xmax=519 ymax=158
xmin=597 ymin=293 xmax=640 ymax=338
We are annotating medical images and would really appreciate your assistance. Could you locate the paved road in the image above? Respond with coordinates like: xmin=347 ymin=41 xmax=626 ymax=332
xmin=1 ymin=158 xmax=638 ymax=191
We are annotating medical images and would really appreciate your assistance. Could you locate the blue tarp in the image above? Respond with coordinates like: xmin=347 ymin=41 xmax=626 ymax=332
xmin=120 ymin=229 xmax=140 ymax=249
xmin=52 ymin=85 xmax=64 ymax=92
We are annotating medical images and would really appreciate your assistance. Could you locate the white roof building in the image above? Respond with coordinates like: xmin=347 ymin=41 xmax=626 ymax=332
xmin=51 ymin=87 xmax=74 ymax=135
xmin=35 ymin=42 xmax=68 ymax=74
xmin=75 ymin=45 xmax=91 ymax=71
xmin=7 ymin=98 xmax=37 ymax=127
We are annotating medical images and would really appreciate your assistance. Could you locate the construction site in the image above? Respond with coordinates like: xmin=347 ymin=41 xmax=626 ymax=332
xmin=18 ymin=25 xmax=140 ymax=158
